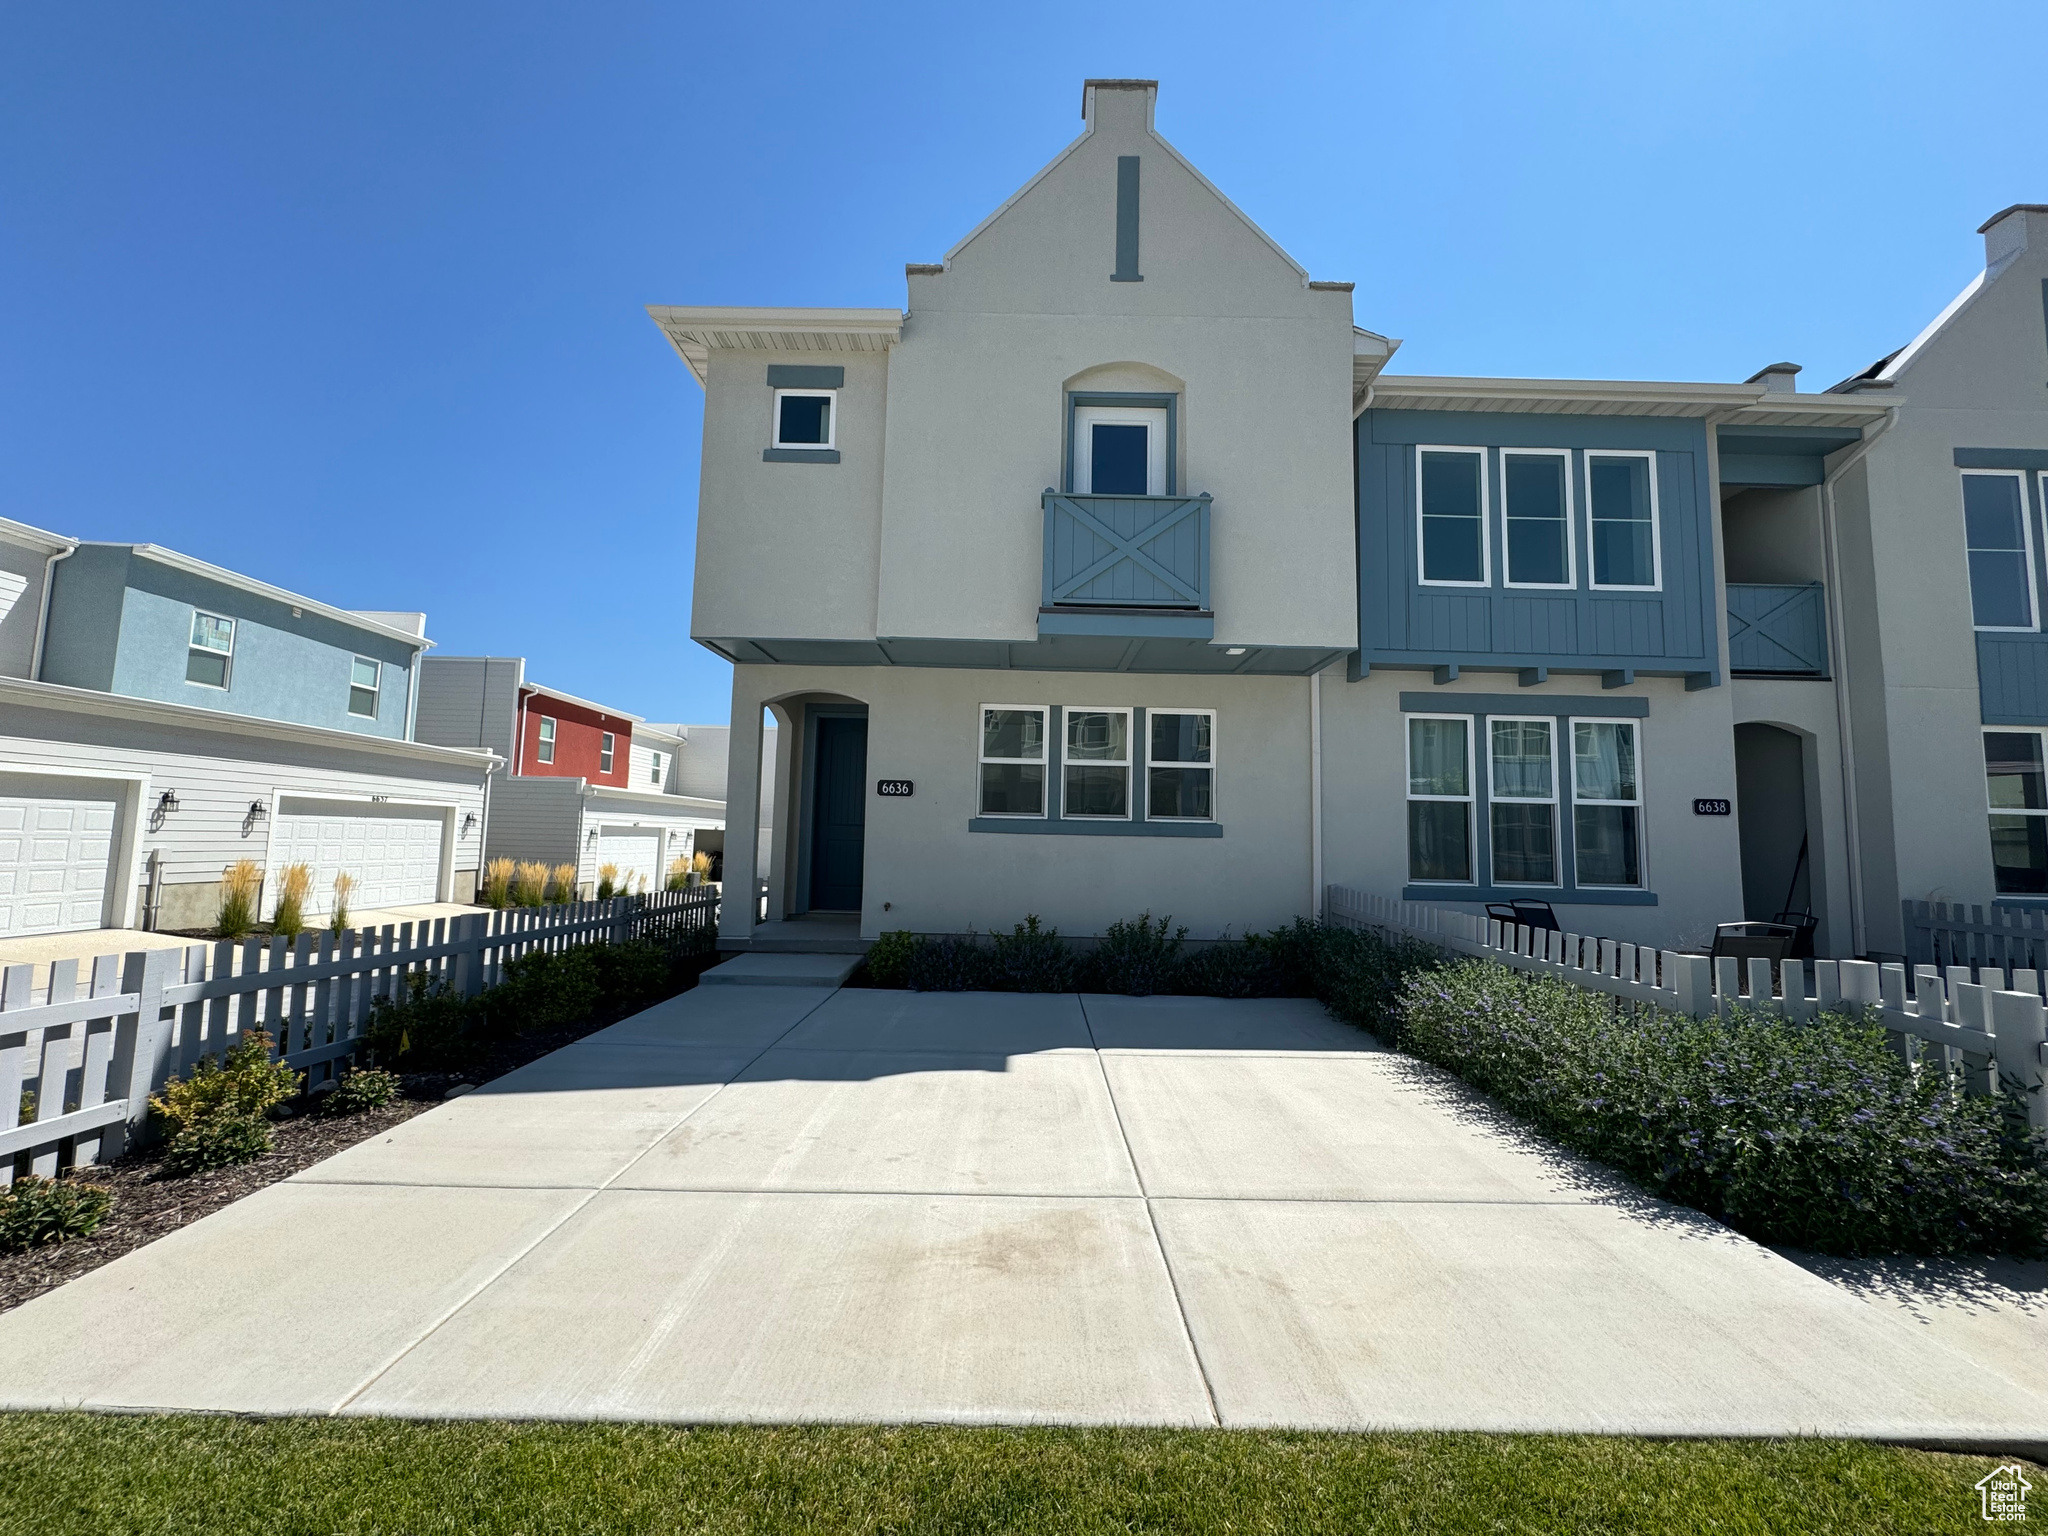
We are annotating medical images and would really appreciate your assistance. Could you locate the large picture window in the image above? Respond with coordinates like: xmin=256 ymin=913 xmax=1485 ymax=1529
xmin=1587 ymin=451 xmax=1659 ymax=590
xmin=1063 ymin=707 xmax=1131 ymax=819
xmin=1407 ymin=715 xmax=1473 ymax=882
xmin=979 ymin=706 xmax=1047 ymax=817
xmin=1986 ymin=729 xmax=2048 ymax=895
xmin=1962 ymin=471 xmax=2037 ymax=631
xmin=186 ymin=611 xmax=234 ymax=689
xmin=1147 ymin=710 xmax=1214 ymax=820
xmin=1417 ymin=447 xmax=1488 ymax=586
xmin=1503 ymin=450 xmax=1573 ymax=588
xmin=1572 ymin=719 xmax=1642 ymax=887
xmin=1489 ymin=718 xmax=1558 ymax=885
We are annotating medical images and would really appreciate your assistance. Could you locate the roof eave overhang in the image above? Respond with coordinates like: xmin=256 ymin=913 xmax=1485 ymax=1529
xmin=645 ymin=306 xmax=905 ymax=388
xmin=517 ymin=682 xmax=645 ymax=723
xmin=127 ymin=545 xmax=434 ymax=649
xmin=1367 ymin=375 xmax=1892 ymax=428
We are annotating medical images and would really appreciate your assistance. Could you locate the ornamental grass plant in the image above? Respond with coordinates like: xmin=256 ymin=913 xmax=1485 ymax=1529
xmin=595 ymin=863 xmax=621 ymax=900
xmin=215 ymin=860 xmax=263 ymax=940
xmin=482 ymin=858 xmax=514 ymax=909
xmin=513 ymin=861 xmax=549 ymax=907
xmin=548 ymin=863 xmax=578 ymax=903
xmin=270 ymin=862 xmax=312 ymax=939
xmin=329 ymin=871 xmax=357 ymax=933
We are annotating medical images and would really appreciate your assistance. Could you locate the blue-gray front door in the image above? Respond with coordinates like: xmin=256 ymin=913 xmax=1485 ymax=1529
xmin=809 ymin=715 xmax=867 ymax=911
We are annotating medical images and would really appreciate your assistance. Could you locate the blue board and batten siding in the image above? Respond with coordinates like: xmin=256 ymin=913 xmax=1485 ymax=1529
xmin=1355 ymin=411 xmax=1719 ymax=677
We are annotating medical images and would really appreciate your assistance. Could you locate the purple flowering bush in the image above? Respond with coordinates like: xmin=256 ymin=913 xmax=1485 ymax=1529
xmin=1400 ymin=960 xmax=2048 ymax=1257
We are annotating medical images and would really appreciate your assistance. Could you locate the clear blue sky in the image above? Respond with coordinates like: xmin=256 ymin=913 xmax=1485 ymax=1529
xmin=4 ymin=2 xmax=2040 ymax=725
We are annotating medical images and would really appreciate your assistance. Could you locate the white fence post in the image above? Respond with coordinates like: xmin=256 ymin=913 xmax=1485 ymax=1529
xmin=103 ymin=946 xmax=174 ymax=1159
xmin=1990 ymin=988 xmax=2048 ymax=1132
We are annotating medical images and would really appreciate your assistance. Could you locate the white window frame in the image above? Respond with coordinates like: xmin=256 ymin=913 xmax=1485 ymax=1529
xmin=347 ymin=655 xmax=380 ymax=718
xmin=650 ymin=750 xmax=665 ymax=786
xmin=1983 ymin=725 xmax=2048 ymax=895
xmin=1961 ymin=469 xmax=2039 ymax=633
xmin=1071 ymin=405 xmax=1168 ymax=496
xmin=771 ymin=388 xmax=837 ymax=450
xmin=1569 ymin=716 xmax=1646 ymax=890
xmin=1487 ymin=716 xmax=1561 ymax=887
xmin=1415 ymin=445 xmax=1491 ymax=588
xmin=1405 ymin=712 xmax=1475 ymax=884
xmin=186 ymin=610 xmax=235 ymax=690
xmin=978 ymin=703 xmax=1049 ymax=819
xmin=1585 ymin=449 xmax=1662 ymax=592
xmin=537 ymin=715 xmax=556 ymax=765
xmin=1145 ymin=708 xmax=1216 ymax=823
xmin=600 ymin=732 xmax=616 ymax=775
xmin=1501 ymin=447 xmax=1577 ymax=591
xmin=1061 ymin=704 xmax=1134 ymax=821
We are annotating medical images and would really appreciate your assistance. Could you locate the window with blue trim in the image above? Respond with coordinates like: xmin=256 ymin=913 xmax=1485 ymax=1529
xmin=1962 ymin=470 xmax=2038 ymax=631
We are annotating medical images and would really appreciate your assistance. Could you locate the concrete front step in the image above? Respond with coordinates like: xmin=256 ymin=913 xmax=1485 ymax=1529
xmin=698 ymin=952 xmax=863 ymax=988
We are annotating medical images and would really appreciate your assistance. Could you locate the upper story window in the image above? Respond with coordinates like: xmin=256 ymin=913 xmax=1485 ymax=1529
xmin=773 ymin=390 xmax=835 ymax=450
xmin=537 ymin=716 xmax=557 ymax=765
xmin=1073 ymin=406 xmax=1167 ymax=495
xmin=650 ymin=750 xmax=665 ymax=786
xmin=1063 ymin=707 xmax=1131 ymax=819
xmin=347 ymin=657 xmax=380 ymax=718
xmin=1503 ymin=451 xmax=1573 ymax=588
xmin=979 ymin=705 xmax=1047 ymax=817
xmin=186 ymin=611 xmax=234 ymax=689
xmin=1587 ymin=452 xmax=1660 ymax=590
xmin=1418 ymin=448 xmax=1488 ymax=586
xmin=1148 ymin=710 xmax=1214 ymax=821
xmin=600 ymin=732 xmax=616 ymax=774
xmin=1962 ymin=470 xmax=2037 ymax=631
xmin=1986 ymin=728 xmax=2048 ymax=894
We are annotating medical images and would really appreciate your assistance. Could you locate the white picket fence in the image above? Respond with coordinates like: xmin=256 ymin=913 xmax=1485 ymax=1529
xmin=1326 ymin=884 xmax=2048 ymax=1132
xmin=0 ymin=886 xmax=719 ymax=1185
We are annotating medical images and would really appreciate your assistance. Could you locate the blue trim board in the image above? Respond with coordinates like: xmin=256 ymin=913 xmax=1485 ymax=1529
xmin=1038 ymin=607 xmax=1214 ymax=640
xmin=1955 ymin=447 xmax=2048 ymax=471
xmin=1402 ymin=885 xmax=1658 ymax=906
xmin=763 ymin=448 xmax=840 ymax=464
xmin=971 ymin=817 xmax=1222 ymax=837
xmin=766 ymin=365 xmax=844 ymax=389
xmin=1396 ymin=691 xmax=1648 ymax=718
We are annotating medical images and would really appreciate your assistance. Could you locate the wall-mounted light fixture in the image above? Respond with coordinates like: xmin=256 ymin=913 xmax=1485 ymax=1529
xmin=462 ymin=813 xmax=478 ymax=835
xmin=156 ymin=791 xmax=180 ymax=815
xmin=246 ymin=801 xmax=268 ymax=821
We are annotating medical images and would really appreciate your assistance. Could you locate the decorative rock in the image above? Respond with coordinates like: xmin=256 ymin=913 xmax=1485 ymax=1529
xmin=443 ymin=1083 xmax=477 ymax=1100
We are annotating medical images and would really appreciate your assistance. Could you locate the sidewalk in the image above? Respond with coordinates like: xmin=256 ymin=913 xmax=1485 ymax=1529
xmin=0 ymin=986 xmax=2041 ymax=1451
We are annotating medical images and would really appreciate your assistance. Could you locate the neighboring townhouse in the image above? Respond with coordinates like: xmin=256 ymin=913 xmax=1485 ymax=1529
xmin=650 ymin=77 xmax=2039 ymax=957
xmin=651 ymin=721 xmax=778 ymax=875
xmin=414 ymin=657 xmax=722 ymax=894
xmin=0 ymin=530 xmax=496 ymax=935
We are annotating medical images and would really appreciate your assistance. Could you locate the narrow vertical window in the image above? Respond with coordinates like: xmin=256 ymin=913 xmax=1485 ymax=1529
xmin=1573 ymin=719 xmax=1642 ymax=887
xmin=1962 ymin=471 xmax=2037 ymax=630
xmin=347 ymin=656 xmax=380 ymax=718
xmin=1147 ymin=711 xmax=1214 ymax=820
xmin=1111 ymin=155 xmax=1142 ymax=281
xmin=1418 ymin=448 xmax=1487 ymax=585
xmin=1407 ymin=716 xmax=1473 ymax=882
xmin=600 ymin=732 xmax=616 ymax=774
xmin=1588 ymin=452 xmax=1660 ymax=589
xmin=1063 ymin=707 xmax=1131 ymax=819
xmin=979 ymin=706 xmax=1047 ymax=816
xmin=1503 ymin=451 xmax=1572 ymax=587
xmin=650 ymin=751 xmax=665 ymax=786
xmin=1489 ymin=719 xmax=1558 ymax=884
xmin=537 ymin=716 xmax=556 ymax=765
xmin=1986 ymin=730 xmax=2048 ymax=894
xmin=186 ymin=612 xmax=234 ymax=688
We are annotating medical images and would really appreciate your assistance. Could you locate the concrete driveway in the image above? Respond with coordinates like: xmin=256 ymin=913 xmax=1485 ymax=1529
xmin=0 ymin=984 xmax=2044 ymax=1449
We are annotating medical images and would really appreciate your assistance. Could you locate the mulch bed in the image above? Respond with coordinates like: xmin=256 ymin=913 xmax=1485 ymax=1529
xmin=0 ymin=990 xmax=698 ymax=1316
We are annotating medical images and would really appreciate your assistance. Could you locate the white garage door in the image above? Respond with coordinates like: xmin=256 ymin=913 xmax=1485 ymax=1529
xmin=595 ymin=825 xmax=660 ymax=893
xmin=270 ymin=797 xmax=445 ymax=915
xmin=0 ymin=777 xmax=120 ymax=936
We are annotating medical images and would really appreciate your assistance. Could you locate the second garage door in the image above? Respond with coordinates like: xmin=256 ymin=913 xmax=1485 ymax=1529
xmin=594 ymin=825 xmax=660 ymax=894
xmin=0 ymin=775 xmax=121 ymax=936
xmin=269 ymin=797 xmax=445 ymax=916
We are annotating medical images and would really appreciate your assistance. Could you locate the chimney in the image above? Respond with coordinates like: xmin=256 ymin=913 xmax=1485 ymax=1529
xmin=1082 ymin=78 xmax=1157 ymax=133
xmin=1746 ymin=362 xmax=1802 ymax=395
xmin=1979 ymin=204 xmax=2048 ymax=271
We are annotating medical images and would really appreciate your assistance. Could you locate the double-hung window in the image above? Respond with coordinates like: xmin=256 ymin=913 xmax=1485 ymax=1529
xmin=650 ymin=750 xmax=665 ymax=786
xmin=979 ymin=706 xmax=1047 ymax=817
xmin=537 ymin=716 xmax=557 ymax=765
xmin=1587 ymin=451 xmax=1659 ymax=589
xmin=1417 ymin=447 xmax=1488 ymax=585
xmin=1503 ymin=450 xmax=1573 ymax=588
xmin=1148 ymin=710 xmax=1214 ymax=820
xmin=187 ymin=612 xmax=234 ymax=688
xmin=1572 ymin=719 xmax=1642 ymax=887
xmin=347 ymin=656 xmax=380 ymax=717
xmin=600 ymin=732 xmax=616 ymax=775
xmin=1407 ymin=716 xmax=1473 ymax=882
xmin=1962 ymin=471 xmax=2037 ymax=630
xmin=1489 ymin=718 xmax=1558 ymax=885
xmin=772 ymin=389 xmax=835 ymax=450
xmin=1063 ymin=708 xmax=1131 ymax=818
xmin=1986 ymin=730 xmax=2048 ymax=894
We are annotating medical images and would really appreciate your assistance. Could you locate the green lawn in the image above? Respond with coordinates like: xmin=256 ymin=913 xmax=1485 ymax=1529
xmin=0 ymin=1415 xmax=2025 ymax=1535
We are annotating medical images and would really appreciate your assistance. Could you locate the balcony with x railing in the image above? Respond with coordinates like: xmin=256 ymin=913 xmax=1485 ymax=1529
xmin=1039 ymin=489 xmax=1214 ymax=640
xmin=1727 ymin=582 xmax=1829 ymax=677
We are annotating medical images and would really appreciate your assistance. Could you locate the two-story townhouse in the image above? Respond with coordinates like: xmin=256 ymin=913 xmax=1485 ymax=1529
xmin=0 ymin=532 xmax=495 ymax=935
xmin=1810 ymin=204 xmax=2048 ymax=956
xmin=654 ymin=79 xmax=1361 ymax=945
xmin=414 ymin=656 xmax=722 ymax=895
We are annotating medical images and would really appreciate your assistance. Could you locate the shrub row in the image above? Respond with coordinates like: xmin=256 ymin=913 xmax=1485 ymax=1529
xmin=1395 ymin=957 xmax=2048 ymax=1258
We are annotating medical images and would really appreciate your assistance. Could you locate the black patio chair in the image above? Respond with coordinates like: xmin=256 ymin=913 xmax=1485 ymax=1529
xmin=1485 ymin=898 xmax=1560 ymax=934
xmin=1771 ymin=909 xmax=1818 ymax=960
xmin=1710 ymin=921 xmax=1795 ymax=967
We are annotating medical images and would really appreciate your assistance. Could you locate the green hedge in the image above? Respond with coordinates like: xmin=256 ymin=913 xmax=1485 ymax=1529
xmin=1398 ymin=959 xmax=2048 ymax=1258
